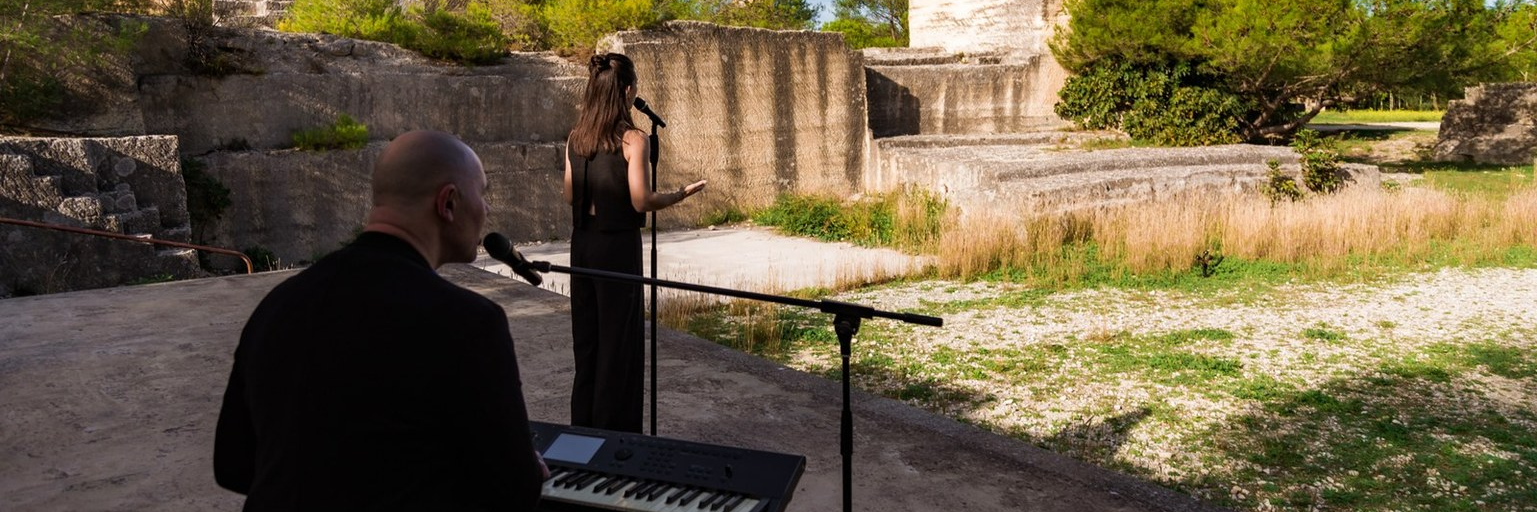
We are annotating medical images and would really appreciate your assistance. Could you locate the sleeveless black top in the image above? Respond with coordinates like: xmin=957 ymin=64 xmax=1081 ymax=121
xmin=569 ymin=150 xmax=645 ymax=230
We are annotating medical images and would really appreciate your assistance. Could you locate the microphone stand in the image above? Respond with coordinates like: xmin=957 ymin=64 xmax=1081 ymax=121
xmin=645 ymin=115 xmax=661 ymax=438
xmin=522 ymin=259 xmax=943 ymax=512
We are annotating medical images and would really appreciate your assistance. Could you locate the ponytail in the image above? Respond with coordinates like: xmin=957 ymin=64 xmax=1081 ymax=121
xmin=569 ymin=53 xmax=639 ymax=157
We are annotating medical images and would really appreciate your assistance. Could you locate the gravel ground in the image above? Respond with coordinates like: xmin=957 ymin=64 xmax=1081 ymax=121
xmin=787 ymin=267 xmax=1537 ymax=509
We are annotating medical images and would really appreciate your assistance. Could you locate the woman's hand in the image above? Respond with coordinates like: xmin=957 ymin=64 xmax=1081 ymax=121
xmin=681 ymin=180 xmax=707 ymax=198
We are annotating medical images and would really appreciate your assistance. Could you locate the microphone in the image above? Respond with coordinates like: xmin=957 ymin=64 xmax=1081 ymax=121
xmin=633 ymin=97 xmax=666 ymax=128
xmin=482 ymin=232 xmax=543 ymax=286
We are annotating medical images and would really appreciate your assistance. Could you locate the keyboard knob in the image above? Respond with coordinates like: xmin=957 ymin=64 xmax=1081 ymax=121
xmin=724 ymin=464 xmax=733 ymax=479
xmin=614 ymin=448 xmax=633 ymax=461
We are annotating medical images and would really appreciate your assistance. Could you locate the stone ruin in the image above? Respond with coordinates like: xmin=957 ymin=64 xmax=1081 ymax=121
xmin=1 ymin=7 xmax=1387 ymax=297
xmin=1434 ymin=82 xmax=1537 ymax=165
xmin=0 ymin=136 xmax=202 ymax=296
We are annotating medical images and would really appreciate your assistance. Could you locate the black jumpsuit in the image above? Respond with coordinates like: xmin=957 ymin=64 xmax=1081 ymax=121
xmin=568 ymin=149 xmax=646 ymax=433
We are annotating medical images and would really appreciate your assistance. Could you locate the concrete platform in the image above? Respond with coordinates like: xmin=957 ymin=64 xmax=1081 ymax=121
xmin=475 ymin=226 xmax=932 ymax=299
xmin=0 ymin=263 xmax=1226 ymax=511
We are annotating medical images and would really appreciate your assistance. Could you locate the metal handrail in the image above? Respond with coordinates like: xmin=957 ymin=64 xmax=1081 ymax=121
xmin=0 ymin=217 xmax=253 ymax=274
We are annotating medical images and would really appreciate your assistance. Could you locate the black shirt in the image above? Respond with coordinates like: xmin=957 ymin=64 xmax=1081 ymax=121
xmin=214 ymin=232 xmax=543 ymax=511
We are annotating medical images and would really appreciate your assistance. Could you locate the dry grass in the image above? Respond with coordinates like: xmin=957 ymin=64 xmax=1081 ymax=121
xmin=937 ymin=185 xmax=1537 ymax=281
xmin=656 ymin=262 xmax=913 ymax=355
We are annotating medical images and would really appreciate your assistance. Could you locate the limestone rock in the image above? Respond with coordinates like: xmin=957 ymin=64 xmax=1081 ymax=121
xmin=1434 ymin=82 xmax=1537 ymax=165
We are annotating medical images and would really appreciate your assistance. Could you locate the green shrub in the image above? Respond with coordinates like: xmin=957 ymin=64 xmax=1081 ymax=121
xmin=540 ymin=0 xmax=659 ymax=53
xmin=754 ymin=187 xmax=947 ymax=252
xmin=1291 ymin=130 xmax=1344 ymax=194
xmin=821 ymin=17 xmax=905 ymax=49
xmin=243 ymin=245 xmax=280 ymax=272
xmin=279 ymin=0 xmax=509 ymax=65
xmin=292 ymin=114 xmax=369 ymax=151
xmin=1055 ymin=61 xmax=1247 ymax=146
xmin=1263 ymin=160 xmax=1304 ymax=204
xmin=1 ymin=3 xmax=152 ymax=129
xmin=182 ymin=157 xmax=231 ymax=234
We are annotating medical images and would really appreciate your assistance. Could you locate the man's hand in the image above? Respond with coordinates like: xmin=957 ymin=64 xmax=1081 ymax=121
xmin=534 ymin=449 xmax=550 ymax=480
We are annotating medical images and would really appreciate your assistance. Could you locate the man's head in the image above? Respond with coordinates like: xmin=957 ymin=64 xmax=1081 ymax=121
xmin=369 ymin=130 xmax=488 ymax=267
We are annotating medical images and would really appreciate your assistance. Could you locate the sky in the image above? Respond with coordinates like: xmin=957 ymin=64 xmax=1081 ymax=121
xmin=810 ymin=0 xmax=836 ymax=25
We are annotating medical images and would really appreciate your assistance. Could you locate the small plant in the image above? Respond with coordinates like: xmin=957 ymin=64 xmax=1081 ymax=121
xmin=292 ymin=114 xmax=370 ymax=151
xmin=1263 ymin=160 xmax=1304 ymax=204
xmin=1292 ymin=130 xmax=1344 ymax=194
xmin=243 ymin=245 xmax=280 ymax=272
xmin=1302 ymin=323 xmax=1345 ymax=342
xmin=182 ymin=157 xmax=232 ymax=250
xmin=1193 ymin=248 xmax=1225 ymax=278
xmin=700 ymin=205 xmax=749 ymax=226
xmin=753 ymin=187 xmax=947 ymax=252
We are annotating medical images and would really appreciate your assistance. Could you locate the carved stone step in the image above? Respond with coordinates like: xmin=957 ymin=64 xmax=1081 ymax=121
xmin=105 ymin=207 xmax=161 ymax=237
xmin=0 ymin=154 xmax=66 ymax=210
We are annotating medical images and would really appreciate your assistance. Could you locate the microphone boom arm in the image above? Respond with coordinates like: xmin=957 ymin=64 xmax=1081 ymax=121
xmin=525 ymin=260 xmax=942 ymax=327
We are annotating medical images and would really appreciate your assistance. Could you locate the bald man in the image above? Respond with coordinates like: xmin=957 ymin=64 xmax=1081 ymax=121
xmin=214 ymin=131 xmax=547 ymax=510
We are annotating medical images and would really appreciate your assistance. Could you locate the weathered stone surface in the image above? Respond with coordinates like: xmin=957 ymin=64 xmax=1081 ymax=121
xmin=870 ymin=139 xmax=1380 ymax=214
xmin=905 ymin=0 xmax=1070 ymax=128
xmin=195 ymin=140 xmax=567 ymax=270
xmin=601 ymin=22 xmax=870 ymax=220
xmin=866 ymin=61 xmax=1068 ymax=137
xmin=0 ymin=136 xmax=199 ymax=296
xmin=912 ymin=0 xmax=1064 ymax=58
xmin=136 ymin=28 xmax=585 ymax=154
xmin=1434 ymin=82 xmax=1537 ymax=165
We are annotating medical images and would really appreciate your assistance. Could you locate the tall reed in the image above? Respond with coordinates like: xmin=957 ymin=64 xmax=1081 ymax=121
xmin=937 ymin=184 xmax=1537 ymax=282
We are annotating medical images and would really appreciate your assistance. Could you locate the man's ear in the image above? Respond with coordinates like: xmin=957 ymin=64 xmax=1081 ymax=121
xmin=435 ymin=184 xmax=458 ymax=221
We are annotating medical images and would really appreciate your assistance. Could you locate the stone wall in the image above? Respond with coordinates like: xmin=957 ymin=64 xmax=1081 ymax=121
xmin=135 ymin=25 xmax=586 ymax=155
xmin=19 ymin=18 xmax=873 ymax=264
xmin=195 ymin=141 xmax=565 ymax=269
xmin=1434 ymin=82 xmax=1537 ymax=165
xmin=871 ymin=0 xmax=1071 ymax=137
xmin=910 ymin=0 xmax=1066 ymax=60
xmin=869 ymin=137 xmax=1380 ymax=215
xmin=864 ymin=50 xmax=1066 ymax=137
xmin=600 ymin=22 xmax=870 ymax=220
xmin=0 ymin=136 xmax=201 ymax=296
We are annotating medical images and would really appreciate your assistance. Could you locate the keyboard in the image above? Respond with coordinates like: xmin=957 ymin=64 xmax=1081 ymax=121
xmin=531 ymin=421 xmax=806 ymax=512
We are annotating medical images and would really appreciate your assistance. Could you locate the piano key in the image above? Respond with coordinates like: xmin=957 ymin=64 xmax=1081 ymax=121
xmin=553 ymin=470 xmax=580 ymax=487
xmin=531 ymin=421 xmax=802 ymax=512
xmin=698 ymin=492 xmax=724 ymax=509
xmin=678 ymin=488 xmax=703 ymax=506
xmin=645 ymin=483 xmax=674 ymax=501
xmin=573 ymin=474 xmax=604 ymax=491
xmin=593 ymin=475 xmax=624 ymax=494
xmin=667 ymin=486 xmax=691 ymax=504
xmin=604 ymin=478 xmax=634 ymax=495
xmin=626 ymin=480 xmax=656 ymax=498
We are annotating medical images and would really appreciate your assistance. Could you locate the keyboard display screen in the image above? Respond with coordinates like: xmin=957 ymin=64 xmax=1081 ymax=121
xmin=543 ymin=433 xmax=605 ymax=464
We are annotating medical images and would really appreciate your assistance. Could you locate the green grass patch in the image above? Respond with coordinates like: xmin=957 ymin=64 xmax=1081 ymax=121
xmin=292 ymin=114 xmax=370 ymax=151
xmin=754 ymin=188 xmax=947 ymax=252
xmin=1089 ymin=331 xmax=1244 ymax=386
xmin=1217 ymin=374 xmax=1537 ymax=511
xmin=1302 ymin=323 xmax=1346 ymax=342
xmin=1311 ymin=109 xmax=1444 ymax=124
xmin=1384 ymin=161 xmax=1535 ymax=198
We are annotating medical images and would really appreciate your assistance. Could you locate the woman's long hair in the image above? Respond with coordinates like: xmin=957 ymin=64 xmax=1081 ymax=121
xmin=569 ymin=53 xmax=638 ymax=158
